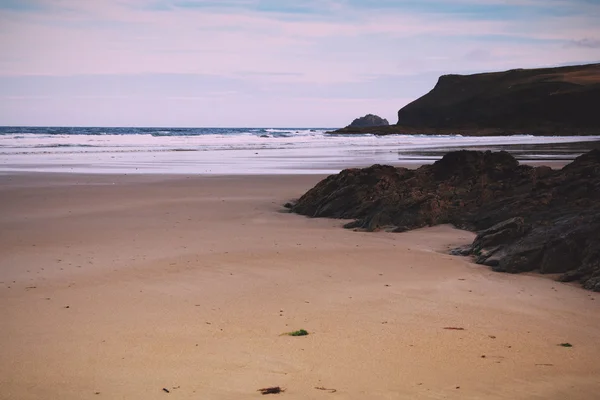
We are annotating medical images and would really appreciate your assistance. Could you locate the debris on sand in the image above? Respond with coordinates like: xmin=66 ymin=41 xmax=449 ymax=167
xmin=281 ymin=329 xmax=309 ymax=337
xmin=315 ymin=386 xmax=337 ymax=393
xmin=258 ymin=387 xmax=284 ymax=395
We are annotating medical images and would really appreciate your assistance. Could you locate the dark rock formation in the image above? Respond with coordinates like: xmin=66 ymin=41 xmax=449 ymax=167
xmin=287 ymin=149 xmax=600 ymax=291
xmin=332 ymin=63 xmax=600 ymax=136
xmin=347 ymin=114 xmax=389 ymax=128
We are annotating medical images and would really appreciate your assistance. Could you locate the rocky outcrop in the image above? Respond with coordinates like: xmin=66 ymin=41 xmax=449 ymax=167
xmin=347 ymin=114 xmax=389 ymax=128
xmin=287 ymin=149 xmax=600 ymax=291
xmin=332 ymin=63 xmax=600 ymax=136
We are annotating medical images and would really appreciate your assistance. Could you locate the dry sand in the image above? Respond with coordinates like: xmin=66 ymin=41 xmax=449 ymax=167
xmin=1 ymin=172 xmax=599 ymax=400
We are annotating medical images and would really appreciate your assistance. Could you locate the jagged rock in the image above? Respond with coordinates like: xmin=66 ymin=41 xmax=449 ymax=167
xmin=289 ymin=149 xmax=600 ymax=291
xmin=471 ymin=217 xmax=529 ymax=253
xmin=347 ymin=114 xmax=389 ymax=128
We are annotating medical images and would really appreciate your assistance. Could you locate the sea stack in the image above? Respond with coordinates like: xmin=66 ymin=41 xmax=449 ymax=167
xmin=347 ymin=114 xmax=389 ymax=128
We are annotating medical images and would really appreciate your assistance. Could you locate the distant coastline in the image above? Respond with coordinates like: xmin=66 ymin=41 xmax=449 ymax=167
xmin=329 ymin=125 xmax=600 ymax=136
xmin=331 ymin=63 xmax=600 ymax=136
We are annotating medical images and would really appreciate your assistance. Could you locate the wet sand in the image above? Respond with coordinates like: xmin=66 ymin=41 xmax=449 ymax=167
xmin=1 ymin=172 xmax=599 ymax=399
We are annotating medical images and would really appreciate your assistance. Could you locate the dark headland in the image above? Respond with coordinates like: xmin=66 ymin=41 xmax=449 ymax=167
xmin=286 ymin=149 xmax=600 ymax=291
xmin=332 ymin=63 xmax=600 ymax=136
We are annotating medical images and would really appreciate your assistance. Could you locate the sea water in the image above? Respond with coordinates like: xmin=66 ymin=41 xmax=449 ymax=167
xmin=1 ymin=127 xmax=599 ymax=174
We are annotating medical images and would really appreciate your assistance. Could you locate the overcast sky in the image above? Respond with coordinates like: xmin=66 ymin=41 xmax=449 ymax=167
xmin=1 ymin=0 xmax=599 ymax=127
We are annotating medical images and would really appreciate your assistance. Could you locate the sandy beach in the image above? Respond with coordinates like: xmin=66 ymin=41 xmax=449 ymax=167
xmin=1 ymin=172 xmax=599 ymax=400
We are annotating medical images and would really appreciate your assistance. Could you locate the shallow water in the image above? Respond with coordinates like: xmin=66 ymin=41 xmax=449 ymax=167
xmin=1 ymin=127 xmax=599 ymax=174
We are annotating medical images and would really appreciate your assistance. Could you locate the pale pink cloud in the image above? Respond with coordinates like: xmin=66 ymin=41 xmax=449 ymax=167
xmin=1 ymin=0 xmax=598 ymax=83
xmin=1 ymin=0 xmax=599 ymax=126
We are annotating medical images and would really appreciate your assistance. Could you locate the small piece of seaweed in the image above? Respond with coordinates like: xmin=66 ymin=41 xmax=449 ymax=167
xmin=284 ymin=329 xmax=309 ymax=336
xmin=559 ymin=343 xmax=573 ymax=347
xmin=258 ymin=387 xmax=284 ymax=395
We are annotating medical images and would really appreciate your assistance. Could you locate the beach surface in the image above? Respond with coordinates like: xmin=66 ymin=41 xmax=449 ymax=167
xmin=1 ymin=172 xmax=599 ymax=399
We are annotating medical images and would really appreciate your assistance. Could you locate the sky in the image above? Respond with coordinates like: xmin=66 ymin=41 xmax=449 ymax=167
xmin=0 ymin=0 xmax=599 ymax=127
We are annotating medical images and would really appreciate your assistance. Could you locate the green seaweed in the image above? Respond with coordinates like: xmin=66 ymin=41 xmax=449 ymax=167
xmin=285 ymin=329 xmax=309 ymax=337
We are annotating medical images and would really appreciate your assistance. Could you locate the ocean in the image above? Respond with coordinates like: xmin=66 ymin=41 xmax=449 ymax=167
xmin=1 ymin=126 xmax=599 ymax=174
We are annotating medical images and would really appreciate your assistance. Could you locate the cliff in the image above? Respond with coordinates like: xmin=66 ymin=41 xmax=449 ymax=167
xmin=333 ymin=63 xmax=600 ymax=136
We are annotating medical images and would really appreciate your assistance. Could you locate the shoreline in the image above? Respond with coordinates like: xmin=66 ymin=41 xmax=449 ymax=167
xmin=2 ymin=134 xmax=599 ymax=175
xmin=2 ymin=171 xmax=600 ymax=399
xmin=0 ymin=156 xmax=578 ymax=179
